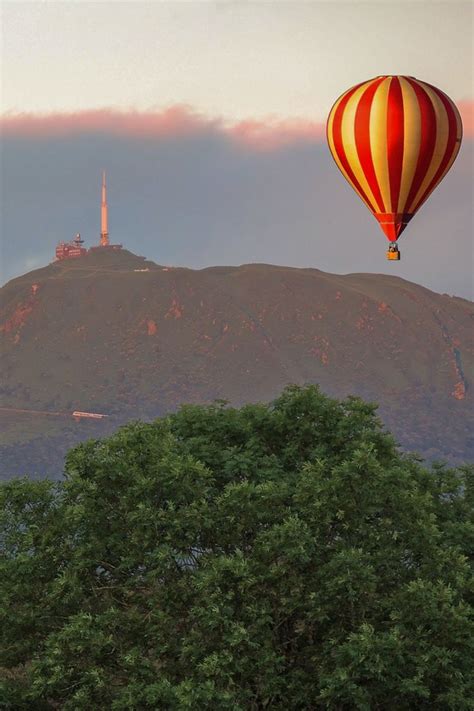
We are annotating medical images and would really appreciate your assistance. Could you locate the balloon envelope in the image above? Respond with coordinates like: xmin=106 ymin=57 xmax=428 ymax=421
xmin=326 ymin=76 xmax=462 ymax=242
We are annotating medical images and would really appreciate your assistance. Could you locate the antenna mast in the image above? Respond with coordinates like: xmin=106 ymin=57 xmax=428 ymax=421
xmin=100 ymin=171 xmax=109 ymax=246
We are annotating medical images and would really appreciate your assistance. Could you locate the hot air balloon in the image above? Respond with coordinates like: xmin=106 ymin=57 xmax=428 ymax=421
xmin=326 ymin=76 xmax=462 ymax=260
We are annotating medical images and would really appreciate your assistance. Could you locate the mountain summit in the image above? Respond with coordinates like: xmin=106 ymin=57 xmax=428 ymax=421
xmin=1 ymin=249 xmax=472 ymax=477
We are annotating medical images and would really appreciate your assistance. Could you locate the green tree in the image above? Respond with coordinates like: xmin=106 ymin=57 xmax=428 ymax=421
xmin=1 ymin=386 xmax=472 ymax=709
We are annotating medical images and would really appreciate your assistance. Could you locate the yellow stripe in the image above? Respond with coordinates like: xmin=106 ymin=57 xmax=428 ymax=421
xmin=370 ymin=77 xmax=391 ymax=212
xmin=327 ymin=83 xmax=375 ymax=211
xmin=413 ymin=103 xmax=462 ymax=212
xmin=340 ymin=80 xmax=381 ymax=212
xmin=397 ymin=77 xmax=421 ymax=214
xmin=433 ymin=95 xmax=463 ymax=186
xmin=408 ymin=80 xmax=449 ymax=212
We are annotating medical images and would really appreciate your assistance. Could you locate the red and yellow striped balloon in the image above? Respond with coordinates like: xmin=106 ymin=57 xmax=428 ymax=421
xmin=327 ymin=76 xmax=462 ymax=245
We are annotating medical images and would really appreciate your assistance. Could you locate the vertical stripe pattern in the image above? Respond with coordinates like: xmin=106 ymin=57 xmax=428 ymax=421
xmin=326 ymin=75 xmax=463 ymax=242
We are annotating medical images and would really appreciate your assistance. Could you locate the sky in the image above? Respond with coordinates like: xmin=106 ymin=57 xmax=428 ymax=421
xmin=1 ymin=1 xmax=473 ymax=297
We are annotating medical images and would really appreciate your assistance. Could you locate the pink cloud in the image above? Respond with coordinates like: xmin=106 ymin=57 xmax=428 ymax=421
xmin=1 ymin=100 xmax=471 ymax=150
xmin=229 ymin=118 xmax=325 ymax=150
xmin=0 ymin=106 xmax=218 ymax=139
xmin=458 ymin=100 xmax=474 ymax=138
xmin=0 ymin=106 xmax=325 ymax=150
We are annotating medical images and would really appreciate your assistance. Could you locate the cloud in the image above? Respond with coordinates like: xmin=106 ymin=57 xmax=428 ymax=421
xmin=0 ymin=106 xmax=217 ymax=139
xmin=1 ymin=99 xmax=472 ymax=149
xmin=458 ymin=99 xmax=474 ymax=138
xmin=229 ymin=118 xmax=325 ymax=150
xmin=0 ymin=106 xmax=325 ymax=151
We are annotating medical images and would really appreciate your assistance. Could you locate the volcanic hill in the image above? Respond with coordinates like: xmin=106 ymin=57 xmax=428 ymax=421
xmin=1 ymin=248 xmax=473 ymax=478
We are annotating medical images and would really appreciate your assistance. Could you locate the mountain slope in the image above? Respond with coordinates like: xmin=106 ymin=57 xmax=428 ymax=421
xmin=1 ymin=249 xmax=473 ymax=477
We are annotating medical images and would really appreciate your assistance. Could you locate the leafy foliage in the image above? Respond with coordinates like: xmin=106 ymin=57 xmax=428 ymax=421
xmin=1 ymin=386 xmax=473 ymax=709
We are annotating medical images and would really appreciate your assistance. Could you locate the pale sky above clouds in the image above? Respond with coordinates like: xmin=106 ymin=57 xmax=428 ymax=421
xmin=3 ymin=1 xmax=473 ymax=120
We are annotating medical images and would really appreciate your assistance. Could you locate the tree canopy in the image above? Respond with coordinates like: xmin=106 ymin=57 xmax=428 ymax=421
xmin=1 ymin=385 xmax=473 ymax=709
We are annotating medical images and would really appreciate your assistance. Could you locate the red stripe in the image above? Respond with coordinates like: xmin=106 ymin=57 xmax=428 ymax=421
xmin=403 ymin=78 xmax=437 ymax=212
xmin=386 ymin=77 xmax=404 ymax=212
xmin=410 ymin=87 xmax=460 ymax=212
xmin=329 ymin=83 xmax=376 ymax=211
xmin=353 ymin=77 xmax=386 ymax=213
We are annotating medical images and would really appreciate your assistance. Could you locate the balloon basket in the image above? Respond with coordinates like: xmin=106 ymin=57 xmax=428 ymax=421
xmin=386 ymin=249 xmax=400 ymax=261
